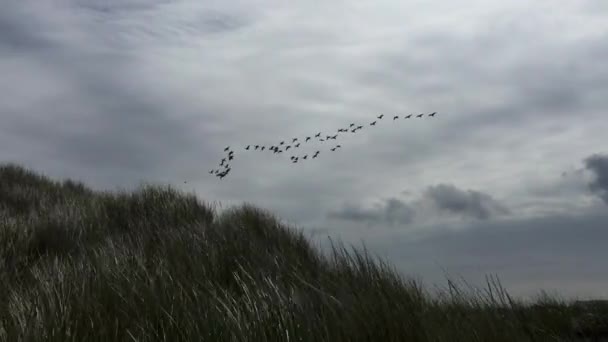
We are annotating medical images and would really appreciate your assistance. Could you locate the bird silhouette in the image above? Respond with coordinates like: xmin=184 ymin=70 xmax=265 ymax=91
xmin=315 ymin=133 xmax=321 ymax=138
xmin=224 ymin=146 xmax=230 ymax=151
xmin=292 ymin=138 xmax=298 ymax=143
xmin=319 ymin=139 xmax=325 ymax=142
xmin=326 ymin=135 xmax=331 ymax=140
xmin=261 ymin=146 xmax=265 ymax=151
xmin=351 ymin=129 xmax=357 ymax=133
xmin=228 ymin=155 xmax=234 ymax=160
xmin=405 ymin=114 xmax=413 ymax=119
xmin=306 ymin=137 xmax=311 ymax=142
xmin=286 ymin=146 xmax=291 ymax=150
xmin=377 ymin=114 xmax=384 ymax=119
xmin=417 ymin=114 xmax=424 ymax=118
xmin=349 ymin=123 xmax=355 ymax=127
xmin=209 ymin=170 xmax=214 ymax=174
xmin=332 ymin=134 xmax=338 ymax=139
xmin=245 ymin=145 xmax=250 ymax=150
xmin=254 ymin=145 xmax=259 ymax=150
xmin=429 ymin=112 xmax=437 ymax=117
xmin=280 ymin=141 xmax=285 ymax=145
xmin=370 ymin=121 xmax=377 ymax=126
xmin=393 ymin=115 xmax=399 ymax=120
xmin=357 ymin=125 xmax=363 ymax=129
xmin=295 ymin=143 xmax=301 ymax=148
xmin=303 ymin=155 xmax=308 ymax=159
xmin=331 ymin=147 xmax=336 ymax=151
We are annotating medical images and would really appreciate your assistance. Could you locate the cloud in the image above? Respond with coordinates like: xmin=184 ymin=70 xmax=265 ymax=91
xmin=423 ymin=184 xmax=511 ymax=220
xmin=583 ymin=153 xmax=608 ymax=204
xmin=328 ymin=183 xmax=508 ymax=226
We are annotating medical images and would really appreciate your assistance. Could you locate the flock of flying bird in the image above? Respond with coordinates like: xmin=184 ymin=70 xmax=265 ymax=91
xmin=209 ymin=112 xmax=438 ymax=179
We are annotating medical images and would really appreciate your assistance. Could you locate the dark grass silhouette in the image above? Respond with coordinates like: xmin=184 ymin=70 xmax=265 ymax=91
xmin=1 ymin=163 xmax=606 ymax=341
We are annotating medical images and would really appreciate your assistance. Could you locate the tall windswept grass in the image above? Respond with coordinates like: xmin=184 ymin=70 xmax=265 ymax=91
xmin=0 ymin=162 xmax=605 ymax=341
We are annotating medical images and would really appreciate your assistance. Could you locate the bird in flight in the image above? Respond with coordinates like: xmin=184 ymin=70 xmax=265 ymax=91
xmin=224 ymin=146 xmax=230 ymax=152
xmin=370 ymin=121 xmax=376 ymax=126
xmin=349 ymin=123 xmax=355 ymax=127
xmin=393 ymin=115 xmax=399 ymax=120
xmin=429 ymin=112 xmax=437 ymax=117
xmin=295 ymin=143 xmax=301 ymax=148
xmin=245 ymin=145 xmax=250 ymax=150
xmin=315 ymin=133 xmax=321 ymax=138
xmin=306 ymin=136 xmax=311 ymax=142
xmin=416 ymin=114 xmax=424 ymax=118
xmin=260 ymin=146 xmax=265 ymax=151
xmin=377 ymin=114 xmax=384 ymax=119
xmin=280 ymin=141 xmax=285 ymax=145
xmin=292 ymin=138 xmax=298 ymax=143
xmin=254 ymin=145 xmax=259 ymax=150
xmin=405 ymin=114 xmax=413 ymax=119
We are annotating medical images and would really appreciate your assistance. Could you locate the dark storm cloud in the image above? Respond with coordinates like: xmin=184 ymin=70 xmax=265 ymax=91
xmin=424 ymin=184 xmax=511 ymax=220
xmin=327 ymin=198 xmax=416 ymax=226
xmin=584 ymin=153 xmax=608 ymax=204
xmin=327 ymin=202 xmax=385 ymax=223
xmin=328 ymin=183 xmax=508 ymax=225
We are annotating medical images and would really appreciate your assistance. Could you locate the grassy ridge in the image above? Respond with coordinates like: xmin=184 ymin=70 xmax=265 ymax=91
xmin=0 ymin=163 xmax=605 ymax=341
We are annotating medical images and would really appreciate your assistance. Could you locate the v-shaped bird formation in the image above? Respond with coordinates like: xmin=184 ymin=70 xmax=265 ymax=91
xmin=208 ymin=112 xmax=439 ymax=179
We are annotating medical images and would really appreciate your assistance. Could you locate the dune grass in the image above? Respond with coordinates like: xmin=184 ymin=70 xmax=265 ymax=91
xmin=0 ymin=163 xmax=606 ymax=341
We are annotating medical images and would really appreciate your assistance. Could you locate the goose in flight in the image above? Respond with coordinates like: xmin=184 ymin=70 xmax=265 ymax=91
xmin=254 ymin=145 xmax=259 ymax=150
xmin=349 ymin=123 xmax=355 ymax=127
xmin=331 ymin=134 xmax=338 ymax=139
xmin=377 ymin=114 xmax=384 ymax=119
xmin=356 ymin=125 xmax=363 ymax=130
xmin=292 ymin=138 xmax=298 ymax=143
xmin=331 ymin=147 xmax=336 ymax=151
xmin=416 ymin=114 xmax=424 ymax=118
xmin=224 ymin=146 xmax=230 ymax=152
xmin=279 ymin=141 xmax=285 ymax=145
xmin=319 ymin=138 xmax=325 ymax=142
xmin=393 ymin=115 xmax=399 ymax=120
xmin=370 ymin=121 xmax=377 ymax=126
xmin=285 ymin=146 xmax=291 ymax=150
xmin=295 ymin=143 xmax=301 ymax=148
xmin=306 ymin=137 xmax=311 ymax=142
xmin=260 ymin=146 xmax=265 ymax=151
xmin=302 ymin=155 xmax=308 ymax=159
xmin=405 ymin=114 xmax=413 ymax=119
xmin=429 ymin=112 xmax=437 ymax=117
xmin=209 ymin=170 xmax=214 ymax=174
xmin=245 ymin=145 xmax=250 ymax=150
xmin=228 ymin=155 xmax=234 ymax=161
xmin=315 ymin=133 xmax=321 ymax=138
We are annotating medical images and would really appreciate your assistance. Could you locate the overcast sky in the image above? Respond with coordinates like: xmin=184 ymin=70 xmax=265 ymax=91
xmin=2 ymin=0 xmax=607 ymax=301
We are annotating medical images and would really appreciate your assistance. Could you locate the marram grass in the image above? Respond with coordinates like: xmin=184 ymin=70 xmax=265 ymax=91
xmin=0 ymin=163 xmax=606 ymax=341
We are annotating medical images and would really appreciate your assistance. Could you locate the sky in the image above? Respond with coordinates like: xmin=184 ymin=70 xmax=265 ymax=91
xmin=1 ymin=0 xmax=607 ymax=301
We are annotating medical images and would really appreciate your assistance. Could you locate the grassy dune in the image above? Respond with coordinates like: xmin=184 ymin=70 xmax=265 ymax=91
xmin=0 ymin=163 xmax=606 ymax=341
